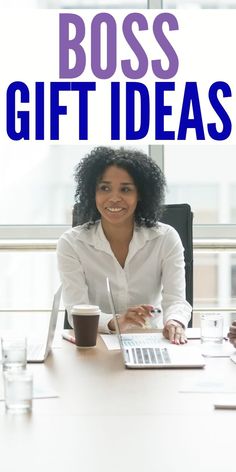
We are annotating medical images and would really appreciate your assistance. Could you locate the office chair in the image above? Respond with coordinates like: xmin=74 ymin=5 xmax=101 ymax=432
xmin=160 ymin=203 xmax=193 ymax=327
xmin=64 ymin=202 xmax=193 ymax=328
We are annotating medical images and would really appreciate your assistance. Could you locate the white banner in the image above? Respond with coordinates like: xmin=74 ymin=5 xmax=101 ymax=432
xmin=0 ymin=9 xmax=235 ymax=144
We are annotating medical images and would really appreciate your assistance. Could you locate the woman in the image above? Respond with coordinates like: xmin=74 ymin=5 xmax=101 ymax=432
xmin=57 ymin=147 xmax=191 ymax=344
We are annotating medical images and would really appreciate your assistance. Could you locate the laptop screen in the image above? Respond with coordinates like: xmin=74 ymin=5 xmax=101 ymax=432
xmin=106 ymin=277 xmax=126 ymax=353
xmin=44 ymin=285 xmax=62 ymax=355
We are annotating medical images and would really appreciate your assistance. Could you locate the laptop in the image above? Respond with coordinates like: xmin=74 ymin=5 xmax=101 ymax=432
xmin=27 ymin=285 xmax=62 ymax=363
xmin=106 ymin=278 xmax=205 ymax=369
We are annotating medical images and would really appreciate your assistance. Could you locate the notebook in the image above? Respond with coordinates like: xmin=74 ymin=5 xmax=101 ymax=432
xmin=27 ymin=285 xmax=62 ymax=363
xmin=106 ymin=278 xmax=205 ymax=369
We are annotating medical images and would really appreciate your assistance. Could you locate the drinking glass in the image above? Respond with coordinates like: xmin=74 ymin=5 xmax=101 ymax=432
xmin=4 ymin=370 xmax=33 ymax=413
xmin=1 ymin=336 xmax=27 ymax=371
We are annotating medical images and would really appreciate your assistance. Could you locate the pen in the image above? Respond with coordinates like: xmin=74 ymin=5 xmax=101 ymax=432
xmin=62 ymin=333 xmax=76 ymax=344
xmin=151 ymin=308 xmax=161 ymax=314
xmin=214 ymin=402 xmax=236 ymax=410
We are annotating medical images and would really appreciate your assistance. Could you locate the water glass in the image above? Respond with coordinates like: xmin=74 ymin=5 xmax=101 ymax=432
xmin=1 ymin=336 xmax=27 ymax=371
xmin=200 ymin=313 xmax=224 ymax=356
xmin=4 ymin=370 xmax=33 ymax=413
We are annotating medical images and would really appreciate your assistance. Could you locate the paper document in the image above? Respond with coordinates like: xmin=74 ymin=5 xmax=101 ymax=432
xmin=201 ymin=341 xmax=235 ymax=358
xmin=186 ymin=327 xmax=229 ymax=340
xmin=0 ymin=373 xmax=59 ymax=401
xmin=0 ymin=384 xmax=59 ymax=401
xmin=101 ymin=334 xmax=120 ymax=350
xmin=180 ymin=375 xmax=236 ymax=394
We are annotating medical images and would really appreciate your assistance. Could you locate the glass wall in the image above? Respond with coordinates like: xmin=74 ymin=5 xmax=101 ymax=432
xmin=0 ymin=251 xmax=58 ymax=310
xmin=158 ymin=0 xmax=236 ymax=319
xmin=0 ymin=144 xmax=148 ymax=225
xmin=165 ymin=145 xmax=236 ymax=225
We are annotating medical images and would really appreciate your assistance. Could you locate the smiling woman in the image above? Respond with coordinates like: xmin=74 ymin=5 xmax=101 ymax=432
xmin=57 ymin=146 xmax=192 ymax=344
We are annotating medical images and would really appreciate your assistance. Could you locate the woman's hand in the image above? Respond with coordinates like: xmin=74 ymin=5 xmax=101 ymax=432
xmin=228 ymin=321 xmax=236 ymax=347
xmin=109 ymin=304 xmax=154 ymax=332
xmin=162 ymin=320 xmax=187 ymax=345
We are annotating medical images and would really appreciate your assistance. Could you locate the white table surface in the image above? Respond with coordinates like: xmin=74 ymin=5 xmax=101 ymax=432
xmin=0 ymin=334 xmax=236 ymax=472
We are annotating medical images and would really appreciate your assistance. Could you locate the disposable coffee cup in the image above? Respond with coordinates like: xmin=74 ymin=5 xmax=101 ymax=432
xmin=71 ymin=305 xmax=100 ymax=348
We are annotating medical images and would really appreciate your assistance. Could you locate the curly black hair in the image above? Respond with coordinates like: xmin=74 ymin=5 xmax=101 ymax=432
xmin=73 ymin=146 xmax=166 ymax=228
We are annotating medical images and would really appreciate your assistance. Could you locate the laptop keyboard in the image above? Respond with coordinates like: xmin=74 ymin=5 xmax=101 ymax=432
xmin=128 ymin=347 xmax=171 ymax=365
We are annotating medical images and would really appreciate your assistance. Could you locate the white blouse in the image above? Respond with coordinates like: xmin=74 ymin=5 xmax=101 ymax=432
xmin=57 ymin=221 xmax=192 ymax=333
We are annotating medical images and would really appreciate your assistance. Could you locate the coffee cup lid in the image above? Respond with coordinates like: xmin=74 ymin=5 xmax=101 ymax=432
xmin=71 ymin=305 xmax=100 ymax=314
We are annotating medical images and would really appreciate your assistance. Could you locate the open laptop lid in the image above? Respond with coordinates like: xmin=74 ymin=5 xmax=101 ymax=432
xmin=44 ymin=285 xmax=62 ymax=358
xmin=0 ymin=286 xmax=62 ymax=364
xmin=106 ymin=277 xmax=128 ymax=360
xmin=106 ymin=278 xmax=122 ymax=338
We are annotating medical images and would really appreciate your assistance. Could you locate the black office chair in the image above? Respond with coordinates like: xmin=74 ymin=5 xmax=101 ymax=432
xmin=160 ymin=203 xmax=193 ymax=327
xmin=63 ymin=204 xmax=83 ymax=328
xmin=64 ymin=202 xmax=193 ymax=328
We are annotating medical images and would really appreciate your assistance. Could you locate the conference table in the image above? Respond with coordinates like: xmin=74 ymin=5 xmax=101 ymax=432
xmin=0 ymin=332 xmax=236 ymax=472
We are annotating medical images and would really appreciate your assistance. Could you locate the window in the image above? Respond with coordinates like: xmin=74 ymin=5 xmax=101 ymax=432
xmin=231 ymin=256 xmax=236 ymax=298
xmin=164 ymin=145 xmax=236 ymax=225
xmin=149 ymin=0 xmax=236 ymax=318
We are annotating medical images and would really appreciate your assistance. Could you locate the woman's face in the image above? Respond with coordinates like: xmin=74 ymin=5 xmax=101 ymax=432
xmin=95 ymin=165 xmax=138 ymax=227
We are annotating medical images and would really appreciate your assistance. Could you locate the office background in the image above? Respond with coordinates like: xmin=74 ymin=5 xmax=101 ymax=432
xmin=0 ymin=0 xmax=235 ymax=328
